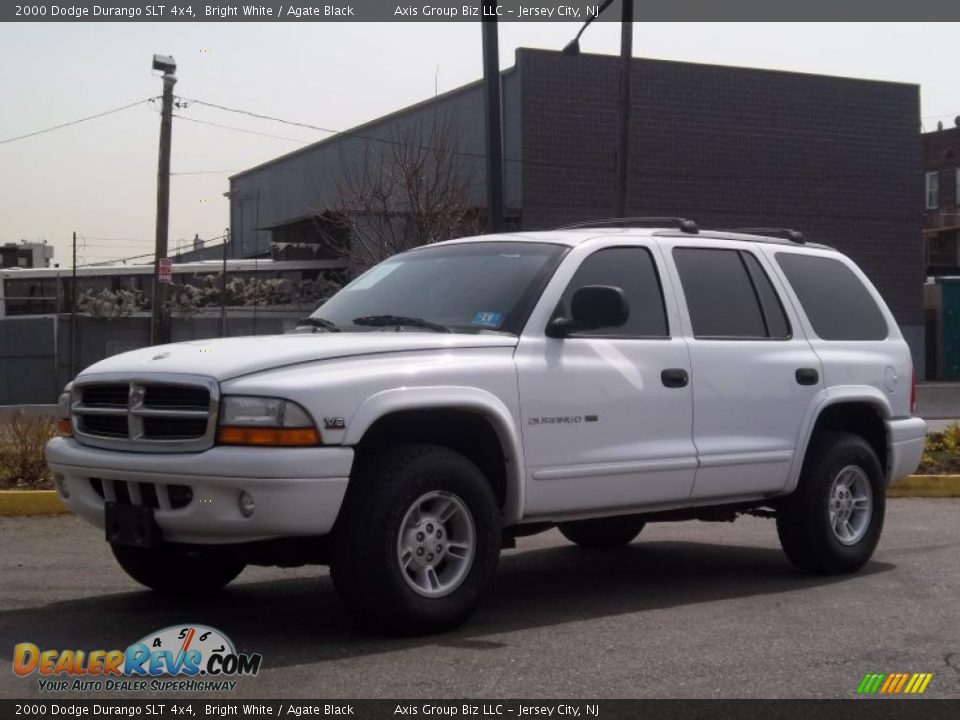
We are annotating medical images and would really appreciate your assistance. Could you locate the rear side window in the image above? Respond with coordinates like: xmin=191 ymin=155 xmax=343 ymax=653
xmin=775 ymin=253 xmax=888 ymax=341
xmin=741 ymin=253 xmax=791 ymax=339
xmin=560 ymin=247 xmax=669 ymax=338
xmin=673 ymin=247 xmax=788 ymax=339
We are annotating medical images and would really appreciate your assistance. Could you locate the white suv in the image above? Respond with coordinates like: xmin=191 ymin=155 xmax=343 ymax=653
xmin=46 ymin=220 xmax=927 ymax=634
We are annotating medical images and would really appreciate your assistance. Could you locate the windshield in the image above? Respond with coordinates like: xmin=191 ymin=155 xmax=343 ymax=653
xmin=310 ymin=241 xmax=566 ymax=335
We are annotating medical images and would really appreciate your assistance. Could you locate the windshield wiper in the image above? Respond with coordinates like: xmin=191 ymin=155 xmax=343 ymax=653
xmin=296 ymin=316 xmax=340 ymax=332
xmin=352 ymin=315 xmax=454 ymax=333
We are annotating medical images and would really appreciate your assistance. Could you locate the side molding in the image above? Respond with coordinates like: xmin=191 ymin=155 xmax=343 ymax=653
xmin=344 ymin=386 xmax=527 ymax=524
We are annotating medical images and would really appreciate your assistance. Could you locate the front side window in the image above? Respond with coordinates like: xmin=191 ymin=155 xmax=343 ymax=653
xmin=926 ymin=171 xmax=940 ymax=210
xmin=310 ymin=241 xmax=566 ymax=335
xmin=557 ymin=246 xmax=669 ymax=338
xmin=673 ymin=247 xmax=788 ymax=339
xmin=775 ymin=253 xmax=888 ymax=341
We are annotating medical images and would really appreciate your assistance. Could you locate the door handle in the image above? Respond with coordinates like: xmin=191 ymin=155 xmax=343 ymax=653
xmin=661 ymin=368 xmax=689 ymax=388
xmin=795 ymin=368 xmax=819 ymax=386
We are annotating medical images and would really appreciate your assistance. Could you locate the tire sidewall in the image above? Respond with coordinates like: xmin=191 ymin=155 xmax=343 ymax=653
xmin=807 ymin=436 xmax=886 ymax=569
xmin=341 ymin=447 xmax=501 ymax=631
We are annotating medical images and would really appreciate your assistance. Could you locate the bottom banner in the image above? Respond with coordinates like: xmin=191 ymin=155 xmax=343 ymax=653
xmin=1 ymin=700 xmax=959 ymax=720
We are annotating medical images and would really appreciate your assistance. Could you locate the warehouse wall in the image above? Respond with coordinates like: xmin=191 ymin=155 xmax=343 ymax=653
xmin=228 ymin=69 xmax=523 ymax=260
xmin=518 ymin=49 xmax=924 ymax=370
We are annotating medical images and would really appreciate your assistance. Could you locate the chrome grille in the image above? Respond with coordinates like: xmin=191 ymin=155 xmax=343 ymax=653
xmin=71 ymin=374 xmax=219 ymax=452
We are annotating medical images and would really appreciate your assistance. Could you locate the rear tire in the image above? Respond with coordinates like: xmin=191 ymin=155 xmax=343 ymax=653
xmin=110 ymin=544 xmax=245 ymax=593
xmin=330 ymin=444 xmax=501 ymax=635
xmin=776 ymin=431 xmax=885 ymax=574
xmin=559 ymin=515 xmax=646 ymax=549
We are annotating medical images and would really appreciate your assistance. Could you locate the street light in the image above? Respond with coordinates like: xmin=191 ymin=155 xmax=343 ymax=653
xmin=562 ymin=0 xmax=616 ymax=55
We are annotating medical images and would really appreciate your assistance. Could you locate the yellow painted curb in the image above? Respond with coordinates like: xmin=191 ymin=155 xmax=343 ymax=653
xmin=888 ymin=475 xmax=960 ymax=498
xmin=0 ymin=490 xmax=69 ymax=516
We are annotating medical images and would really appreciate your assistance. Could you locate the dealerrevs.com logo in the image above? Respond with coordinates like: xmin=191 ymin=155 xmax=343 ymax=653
xmin=13 ymin=624 xmax=262 ymax=693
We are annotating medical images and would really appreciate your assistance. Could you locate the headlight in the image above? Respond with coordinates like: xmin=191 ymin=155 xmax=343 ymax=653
xmin=57 ymin=382 xmax=73 ymax=437
xmin=217 ymin=396 xmax=320 ymax=447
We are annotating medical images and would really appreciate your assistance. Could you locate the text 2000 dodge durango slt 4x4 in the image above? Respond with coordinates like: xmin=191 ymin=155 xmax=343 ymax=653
xmin=46 ymin=220 xmax=927 ymax=634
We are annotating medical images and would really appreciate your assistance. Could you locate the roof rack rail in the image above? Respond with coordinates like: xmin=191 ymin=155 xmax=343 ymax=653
xmin=728 ymin=228 xmax=806 ymax=245
xmin=558 ymin=217 xmax=700 ymax=235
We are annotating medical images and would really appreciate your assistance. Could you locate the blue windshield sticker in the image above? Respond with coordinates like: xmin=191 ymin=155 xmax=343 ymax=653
xmin=471 ymin=311 xmax=504 ymax=329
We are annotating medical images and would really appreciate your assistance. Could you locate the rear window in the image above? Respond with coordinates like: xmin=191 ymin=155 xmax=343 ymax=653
xmin=775 ymin=253 xmax=888 ymax=341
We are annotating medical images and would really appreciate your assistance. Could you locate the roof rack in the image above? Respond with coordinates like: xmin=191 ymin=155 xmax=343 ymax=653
xmin=728 ymin=228 xmax=806 ymax=245
xmin=558 ymin=217 xmax=700 ymax=235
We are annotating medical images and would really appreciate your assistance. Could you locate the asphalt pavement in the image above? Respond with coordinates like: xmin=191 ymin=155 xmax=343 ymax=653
xmin=1 ymin=499 xmax=959 ymax=699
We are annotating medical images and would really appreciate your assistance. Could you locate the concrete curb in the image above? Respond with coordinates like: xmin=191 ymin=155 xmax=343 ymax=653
xmin=1 ymin=476 xmax=959 ymax=516
xmin=0 ymin=490 xmax=67 ymax=516
xmin=887 ymin=475 xmax=960 ymax=498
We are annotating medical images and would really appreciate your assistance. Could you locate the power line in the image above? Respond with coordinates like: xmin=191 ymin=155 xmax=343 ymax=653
xmin=180 ymin=95 xmax=918 ymax=183
xmin=172 ymin=113 xmax=309 ymax=144
xmin=76 ymin=233 xmax=229 ymax=267
xmin=170 ymin=169 xmax=240 ymax=176
xmin=0 ymin=99 xmax=154 ymax=146
xmin=178 ymin=97 xmax=340 ymax=136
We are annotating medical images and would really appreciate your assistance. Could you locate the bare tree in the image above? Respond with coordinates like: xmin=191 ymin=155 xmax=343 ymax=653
xmin=315 ymin=116 xmax=481 ymax=268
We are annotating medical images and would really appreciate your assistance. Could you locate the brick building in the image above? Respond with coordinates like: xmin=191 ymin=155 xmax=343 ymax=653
xmin=216 ymin=48 xmax=925 ymax=367
xmin=923 ymin=123 xmax=960 ymax=275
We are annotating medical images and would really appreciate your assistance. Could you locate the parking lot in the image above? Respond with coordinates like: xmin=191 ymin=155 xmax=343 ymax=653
xmin=1 ymin=499 xmax=958 ymax=699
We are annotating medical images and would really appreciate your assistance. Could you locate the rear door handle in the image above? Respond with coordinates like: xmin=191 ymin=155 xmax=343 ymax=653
xmin=795 ymin=368 xmax=819 ymax=386
xmin=661 ymin=368 xmax=689 ymax=388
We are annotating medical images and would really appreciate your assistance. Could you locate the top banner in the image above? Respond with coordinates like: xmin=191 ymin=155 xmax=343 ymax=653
xmin=6 ymin=0 xmax=960 ymax=22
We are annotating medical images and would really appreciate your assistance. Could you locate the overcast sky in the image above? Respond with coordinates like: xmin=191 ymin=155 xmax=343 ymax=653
xmin=1 ymin=22 xmax=958 ymax=267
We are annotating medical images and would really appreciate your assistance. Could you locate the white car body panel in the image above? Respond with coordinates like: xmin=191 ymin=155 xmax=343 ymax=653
xmin=46 ymin=228 xmax=927 ymax=545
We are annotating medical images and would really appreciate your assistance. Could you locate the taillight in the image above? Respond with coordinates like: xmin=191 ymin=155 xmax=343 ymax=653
xmin=911 ymin=369 xmax=917 ymax=415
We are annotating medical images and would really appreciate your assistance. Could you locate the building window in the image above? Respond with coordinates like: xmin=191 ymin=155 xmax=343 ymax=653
xmin=925 ymin=171 xmax=939 ymax=210
xmin=927 ymin=233 xmax=958 ymax=268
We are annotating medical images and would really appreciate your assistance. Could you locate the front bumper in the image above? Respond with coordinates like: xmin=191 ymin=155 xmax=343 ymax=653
xmin=886 ymin=416 xmax=927 ymax=483
xmin=46 ymin=437 xmax=353 ymax=544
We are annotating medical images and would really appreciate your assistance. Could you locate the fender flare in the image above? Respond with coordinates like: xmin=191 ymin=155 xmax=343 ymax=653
xmin=343 ymin=386 xmax=527 ymax=524
xmin=785 ymin=385 xmax=893 ymax=494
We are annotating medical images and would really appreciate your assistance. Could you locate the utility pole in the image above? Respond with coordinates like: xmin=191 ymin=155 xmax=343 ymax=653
xmin=220 ymin=227 xmax=229 ymax=337
xmin=481 ymin=4 xmax=504 ymax=233
xmin=151 ymin=54 xmax=176 ymax=345
xmin=615 ymin=0 xmax=634 ymax=218
xmin=70 ymin=230 xmax=77 ymax=377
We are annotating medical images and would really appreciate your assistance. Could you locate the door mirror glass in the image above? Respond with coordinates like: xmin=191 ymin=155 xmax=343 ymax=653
xmin=548 ymin=285 xmax=629 ymax=337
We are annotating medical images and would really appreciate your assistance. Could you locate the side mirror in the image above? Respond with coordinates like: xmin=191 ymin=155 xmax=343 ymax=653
xmin=546 ymin=285 xmax=629 ymax=338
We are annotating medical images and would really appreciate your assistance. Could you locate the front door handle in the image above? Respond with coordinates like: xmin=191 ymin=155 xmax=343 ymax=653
xmin=661 ymin=368 xmax=689 ymax=388
xmin=795 ymin=368 xmax=819 ymax=386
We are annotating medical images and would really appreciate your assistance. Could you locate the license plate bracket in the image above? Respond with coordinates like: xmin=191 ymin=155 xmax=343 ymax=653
xmin=105 ymin=502 xmax=162 ymax=548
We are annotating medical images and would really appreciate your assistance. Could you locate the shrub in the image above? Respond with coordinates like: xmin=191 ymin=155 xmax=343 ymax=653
xmin=0 ymin=413 xmax=56 ymax=489
xmin=919 ymin=422 xmax=960 ymax=475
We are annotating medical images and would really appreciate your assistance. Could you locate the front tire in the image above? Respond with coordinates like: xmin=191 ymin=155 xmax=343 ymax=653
xmin=776 ymin=432 xmax=885 ymax=574
xmin=330 ymin=444 xmax=501 ymax=635
xmin=110 ymin=544 xmax=245 ymax=593
xmin=559 ymin=515 xmax=646 ymax=549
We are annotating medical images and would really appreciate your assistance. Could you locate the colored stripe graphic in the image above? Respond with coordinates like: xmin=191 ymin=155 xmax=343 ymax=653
xmin=857 ymin=673 xmax=933 ymax=694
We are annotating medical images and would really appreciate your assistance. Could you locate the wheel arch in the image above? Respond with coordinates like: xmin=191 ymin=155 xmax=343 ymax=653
xmin=787 ymin=388 xmax=893 ymax=494
xmin=344 ymin=387 xmax=526 ymax=524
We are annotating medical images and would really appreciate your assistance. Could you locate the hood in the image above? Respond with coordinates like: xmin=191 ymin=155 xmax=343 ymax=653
xmin=78 ymin=332 xmax=518 ymax=382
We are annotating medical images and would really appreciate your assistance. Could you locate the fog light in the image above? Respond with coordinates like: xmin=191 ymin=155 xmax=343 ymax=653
xmin=238 ymin=491 xmax=255 ymax=518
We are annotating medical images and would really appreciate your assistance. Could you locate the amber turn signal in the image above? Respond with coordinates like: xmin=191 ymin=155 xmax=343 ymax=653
xmin=57 ymin=418 xmax=73 ymax=437
xmin=217 ymin=426 xmax=320 ymax=447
